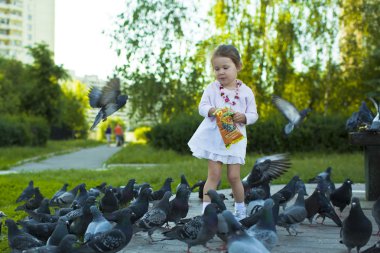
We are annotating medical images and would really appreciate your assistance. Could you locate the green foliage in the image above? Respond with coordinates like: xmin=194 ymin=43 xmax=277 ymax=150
xmin=0 ymin=115 xmax=49 ymax=147
xmin=134 ymin=126 xmax=151 ymax=143
xmin=23 ymin=43 xmax=69 ymax=126
xmin=146 ymin=112 xmax=203 ymax=153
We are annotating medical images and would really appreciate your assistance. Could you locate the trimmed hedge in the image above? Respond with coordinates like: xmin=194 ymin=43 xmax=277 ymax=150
xmin=147 ymin=113 xmax=359 ymax=153
xmin=0 ymin=115 xmax=49 ymax=146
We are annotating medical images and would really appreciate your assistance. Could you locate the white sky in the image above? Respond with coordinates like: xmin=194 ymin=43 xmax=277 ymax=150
xmin=54 ymin=0 xmax=125 ymax=80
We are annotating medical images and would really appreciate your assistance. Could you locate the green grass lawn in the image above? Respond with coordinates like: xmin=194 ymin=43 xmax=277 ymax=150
xmin=0 ymin=139 xmax=102 ymax=170
xmin=0 ymin=143 xmax=364 ymax=252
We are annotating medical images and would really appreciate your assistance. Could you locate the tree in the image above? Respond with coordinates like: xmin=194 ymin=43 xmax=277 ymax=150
xmin=22 ymin=43 xmax=68 ymax=126
xmin=111 ymin=0 xmax=207 ymax=123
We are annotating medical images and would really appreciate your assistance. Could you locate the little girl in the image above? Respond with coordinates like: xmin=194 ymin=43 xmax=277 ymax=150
xmin=188 ymin=44 xmax=258 ymax=220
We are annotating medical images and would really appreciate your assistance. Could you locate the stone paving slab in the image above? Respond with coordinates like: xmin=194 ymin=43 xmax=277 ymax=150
xmin=120 ymin=183 xmax=379 ymax=253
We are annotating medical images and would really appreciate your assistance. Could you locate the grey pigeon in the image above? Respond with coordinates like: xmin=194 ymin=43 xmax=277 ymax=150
xmin=362 ymin=241 xmax=380 ymax=253
xmin=21 ymin=233 xmax=78 ymax=253
xmin=150 ymin=177 xmax=173 ymax=201
xmin=35 ymin=198 xmax=50 ymax=214
xmin=84 ymin=205 xmax=113 ymax=242
xmin=118 ymin=179 xmax=136 ymax=206
xmin=49 ymin=183 xmax=69 ymax=205
xmin=135 ymin=191 xmax=171 ymax=241
xmin=242 ymin=153 xmax=291 ymax=199
xmin=205 ymin=189 xmax=227 ymax=212
xmin=277 ymin=189 xmax=307 ymax=235
xmin=308 ymin=167 xmax=336 ymax=197
xmin=18 ymin=220 xmax=57 ymax=242
xmin=272 ymin=95 xmax=311 ymax=134
xmin=5 ymin=219 xmax=44 ymax=252
xmin=113 ymin=209 xmax=134 ymax=245
xmin=126 ymin=187 xmax=152 ymax=223
xmin=340 ymin=197 xmax=372 ymax=253
xmin=369 ymin=97 xmax=380 ymax=130
xmin=221 ymin=210 xmax=269 ymax=253
xmin=16 ymin=180 xmax=35 ymax=203
xmin=190 ymin=180 xmax=206 ymax=199
xmin=167 ymin=184 xmax=191 ymax=224
xmin=99 ymin=187 xmax=119 ymax=213
xmin=46 ymin=217 xmax=69 ymax=246
xmin=272 ymin=175 xmax=301 ymax=210
xmin=71 ymin=183 xmax=89 ymax=208
xmin=176 ymin=174 xmax=191 ymax=192
xmin=51 ymin=183 xmax=81 ymax=208
xmin=15 ymin=187 xmax=44 ymax=211
xmin=24 ymin=209 xmax=59 ymax=223
xmin=247 ymin=198 xmax=278 ymax=250
xmin=68 ymin=196 xmax=97 ymax=237
xmin=89 ymin=77 xmax=128 ymax=130
xmin=77 ymin=229 xmax=128 ymax=253
xmin=330 ymin=178 xmax=353 ymax=215
xmin=372 ymin=196 xmax=380 ymax=236
xmin=162 ymin=203 xmax=219 ymax=252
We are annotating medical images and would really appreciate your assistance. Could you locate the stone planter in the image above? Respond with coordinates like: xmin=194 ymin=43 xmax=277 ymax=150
xmin=349 ymin=131 xmax=380 ymax=200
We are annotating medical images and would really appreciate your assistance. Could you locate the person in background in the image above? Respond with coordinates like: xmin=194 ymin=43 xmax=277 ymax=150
xmin=105 ymin=125 xmax=112 ymax=146
xmin=114 ymin=124 xmax=124 ymax=147
xmin=187 ymin=44 xmax=259 ymax=220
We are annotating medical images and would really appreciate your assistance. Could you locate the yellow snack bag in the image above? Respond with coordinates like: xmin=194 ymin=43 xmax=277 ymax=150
xmin=214 ymin=107 xmax=244 ymax=148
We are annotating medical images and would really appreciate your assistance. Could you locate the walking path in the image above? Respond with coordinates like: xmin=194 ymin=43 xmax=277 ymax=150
xmin=8 ymin=145 xmax=122 ymax=173
xmin=3 ymin=145 xmax=379 ymax=252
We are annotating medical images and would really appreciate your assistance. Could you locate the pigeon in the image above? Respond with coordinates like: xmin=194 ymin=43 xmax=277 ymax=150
xmin=77 ymin=229 xmax=128 ymax=253
xmin=271 ymin=175 xmax=301 ymax=210
xmin=5 ymin=219 xmax=44 ymax=252
xmin=51 ymin=183 xmax=82 ymax=208
xmin=24 ymin=209 xmax=59 ymax=223
xmin=190 ymin=180 xmax=206 ymax=200
xmin=49 ymin=183 xmax=69 ymax=205
xmin=176 ymin=174 xmax=191 ymax=191
xmin=221 ymin=210 xmax=269 ymax=253
xmin=125 ymin=187 xmax=152 ymax=223
xmin=113 ymin=208 xmax=134 ymax=243
xmin=346 ymin=111 xmax=361 ymax=132
xmin=71 ymin=183 xmax=89 ymax=208
xmin=68 ymin=196 xmax=97 ymax=237
xmin=21 ymin=233 xmax=78 ymax=253
xmin=88 ymin=77 xmax=128 ymax=130
xmin=330 ymin=178 xmax=353 ymax=215
xmin=242 ymin=153 xmax=291 ymax=199
xmin=358 ymin=101 xmax=375 ymax=129
xmin=340 ymin=197 xmax=372 ymax=253
xmin=99 ymin=187 xmax=119 ymax=214
xmin=272 ymin=95 xmax=311 ymax=134
xmin=361 ymin=241 xmax=380 ymax=253
xmin=369 ymin=97 xmax=380 ymax=130
xmin=118 ymin=179 xmax=136 ymax=206
xmin=308 ymin=167 xmax=336 ymax=194
xmin=247 ymin=198 xmax=278 ymax=250
xmin=18 ymin=220 xmax=57 ymax=242
xmin=15 ymin=187 xmax=44 ymax=211
xmin=84 ymin=205 xmax=113 ymax=242
xmin=277 ymin=189 xmax=307 ymax=235
xmin=35 ymin=198 xmax=51 ymax=214
xmin=150 ymin=177 xmax=173 ymax=201
xmin=135 ymin=191 xmax=171 ymax=241
xmin=89 ymin=182 xmax=107 ymax=196
xmin=167 ymin=184 xmax=191 ymax=224
xmin=205 ymin=189 xmax=227 ymax=212
xmin=162 ymin=203 xmax=219 ymax=253
xmin=16 ymin=180 xmax=35 ymax=203
xmin=46 ymin=217 xmax=69 ymax=246
xmin=373 ymin=196 xmax=380 ymax=236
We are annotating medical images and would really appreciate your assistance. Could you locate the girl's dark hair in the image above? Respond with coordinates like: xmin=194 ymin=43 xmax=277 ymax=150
xmin=211 ymin=44 xmax=242 ymax=68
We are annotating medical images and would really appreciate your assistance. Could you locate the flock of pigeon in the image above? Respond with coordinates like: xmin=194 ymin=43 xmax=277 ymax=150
xmin=1 ymin=154 xmax=379 ymax=253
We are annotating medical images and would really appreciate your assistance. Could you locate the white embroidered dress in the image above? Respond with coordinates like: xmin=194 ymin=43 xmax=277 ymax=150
xmin=188 ymin=80 xmax=259 ymax=164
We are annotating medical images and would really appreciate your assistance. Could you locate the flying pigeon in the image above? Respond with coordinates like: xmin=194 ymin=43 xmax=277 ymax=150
xmin=272 ymin=95 xmax=311 ymax=134
xmin=372 ymin=196 xmax=380 ymax=236
xmin=88 ymin=77 xmax=128 ymax=130
xmin=242 ymin=153 xmax=291 ymax=200
xmin=340 ymin=197 xmax=372 ymax=253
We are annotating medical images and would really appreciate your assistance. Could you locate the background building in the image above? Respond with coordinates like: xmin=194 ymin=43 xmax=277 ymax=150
xmin=0 ymin=0 xmax=54 ymax=62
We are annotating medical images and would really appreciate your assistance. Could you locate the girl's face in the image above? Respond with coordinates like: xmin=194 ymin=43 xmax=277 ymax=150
xmin=212 ymin=56 xmax=241 ymax=88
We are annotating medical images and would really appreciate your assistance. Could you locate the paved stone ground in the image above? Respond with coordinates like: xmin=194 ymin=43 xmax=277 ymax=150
xmin=121 ymin=184 xmax=379 ymax=253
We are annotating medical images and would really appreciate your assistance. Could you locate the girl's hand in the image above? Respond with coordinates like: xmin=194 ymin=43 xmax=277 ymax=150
xmin=233 ymin=112 xmax=246 ymax=124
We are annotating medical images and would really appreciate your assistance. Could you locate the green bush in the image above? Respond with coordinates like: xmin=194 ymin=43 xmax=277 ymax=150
xmin=0 ymin=115 xmax=49 ymax=147
xmin=147 ymin=113 xmax=203 ymax=153
xmin=148 ymin=112 xmax=359 ymax=154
